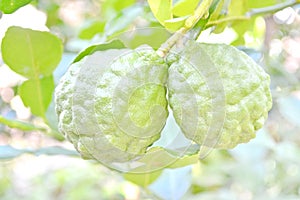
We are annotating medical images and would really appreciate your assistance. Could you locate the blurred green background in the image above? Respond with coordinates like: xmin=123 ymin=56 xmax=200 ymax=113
xmin=1 ymin=0 xmax=300 ymax=199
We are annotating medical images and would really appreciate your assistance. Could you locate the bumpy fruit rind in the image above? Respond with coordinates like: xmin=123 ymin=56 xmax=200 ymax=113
xmin=55 ymin=47 xmax=169 ymax=162
xmin=167 ymin=42 xmax=272 ymax=149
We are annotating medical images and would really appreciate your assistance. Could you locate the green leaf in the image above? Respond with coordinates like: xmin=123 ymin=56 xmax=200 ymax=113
xmin=148 ymin=0 xmax=172 ymax=25
xmin=128 ymin=147 xmax=199 ymax=173
xmin=124 ymin=170 xmax=163 ymax=187
xmin=212 ymin=0 xmax=254 ymax=44
xmin=0 ymin=145 xmax=23 ymax=160
xmin=103 ymin=0 xmax=135 ymax=11
xmin=44 ymin=3 xmax=63 ymax=27
xmin=0 ymin=115 xmax=46 ymax=131
xmin=35 ymin=146 xmax=79 ymax=156
xmin=0 ymin=0 xmax=32 ymax=14
xmin=19 ymin=76 xmax=55 ymax=118
xmin=102 ymin=0 xmax=135 ymax=18
xmin=79 ymin=21 xmax=105 ymax=39
xmin=1 ymin=26 xmax=63 ymax=79
xmin=117 ymin=28 xmax=171 ymax=49
xmin=164 ymin=16 xmax=189 ymax=31
xmin=168 ymin=154 xmax=199 ymax=168
xmin=194 ymin=0 xmax=225 ymax=33
xmin=231 ymin=18 xmax=255 ymax=45
xmin=105 ymin=5 xmax=143 ymax=37
xmin=248 ymin=0 xmax=279 ymax=8
xmin=209 ymin=0 xmax=225 ymax=21
xmin=228 ymin=0 xmax=248 ymax=16
xmin=172 ymin=0 xmax=200 ymax=17
xmin=208 ymin=0 xmax=228 ymax=33
xmin=46 ymin=130 xmax=65 ymax=141
xmin=227 ymin=0 xmax=285 ymax=18
xmin=73 ymin=39 xmax=126 ymax=63
xmin=0 ymin=145 xmax=79 ymax=160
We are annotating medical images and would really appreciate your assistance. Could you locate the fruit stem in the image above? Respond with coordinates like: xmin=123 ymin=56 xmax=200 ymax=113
xmin=157 ymin=0 xmax=214 ymax=57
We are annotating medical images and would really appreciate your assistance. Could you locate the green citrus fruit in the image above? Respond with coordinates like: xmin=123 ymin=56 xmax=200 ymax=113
xmin=55 ymin=47 xmax=168 ymax=161
xmin=167 ymin=41 xmax=272 ymax=149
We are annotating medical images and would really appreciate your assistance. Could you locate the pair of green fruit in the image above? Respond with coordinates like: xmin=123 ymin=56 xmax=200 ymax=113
xmin=55 ymin=40 xmax=272 ymax=162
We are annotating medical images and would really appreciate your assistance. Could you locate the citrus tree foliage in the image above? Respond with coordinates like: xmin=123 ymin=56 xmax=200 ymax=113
xmin=0 ymin=0 xmax=300 ymax=199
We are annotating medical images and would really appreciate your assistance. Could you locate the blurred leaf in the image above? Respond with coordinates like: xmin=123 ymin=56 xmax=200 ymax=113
xmin=73 ymin=39 xmax=126 ymax=63
xmin=124 ymin=170 xmax=163 ymax=187
xmin=45 ymin=99 xmax=58 ymax=128
xmin=19 ymin=76 xmax=55 ymax=119
xmin=47 ymin=129 xmax=65 ymax=141
xmin=129 ymin=147 xmax=178 ymax=173
xmin=168 ymin=154 xmax=198 ymax=168
xmin=190 ymin=184 xmax=221 ymax=194
xmin=35 ymin=146 xmax=79 ymax=156
xmin=103 ymin=0 xmax=135 ymax=11
xmin=172 ymin=0 xmax=199 ymax=17
xmin=209 ymin=0 xmax=225 ymax=21
xmin=0 ymin=145 xmax=23 ymax=159
xmin=45 ymin=99 xmax=66 ymax=141
xmin=79 ymin=21 xmax=106 ymax=39
xmin=102 ymin=0 xmax=135 ymax=18
xmin=124 ymin=150 xmax=198 ymax=178
xmin=211 ymin=21 xmax=227 ymax=34
xmin=228 ymin=0 xmax=247 ymax=16
xmin=117 ymin=28 xmax=171 ymax=49
xmin=210 ymin=0 xmax=286 ymax=39
xmin=44 ymin=3 xmax=63 ymax=27
xmin=194 ymin=0 xmax=225 ymax=33
xmin=0 ymin=115 xmax=46 ymax=131
xmin=231 ymin=18 xmax=255 ymax=46
xmin=226 ymin=0 xmax=254 ymax=45
xmin=165 ymin=16 xmax=188 ymax=31
xmin=248 ymin=0 xmax=280 ymax=8
xmin=218 ymin=0 xmax=280 ymax=45
xmin=1 ymin=26 xmax=63 ymax=79
xmin=204 ymin=0 xmax=231 ymax=33
xmin=0 ymin=0 xmax=32 ymax=14
xmin=129 ymin=147 xmax=198 ymax=173
xmin=105 ymin=5 xmax=143 ymax=37
xmin=148 ymin=0 xmax=172 ymax=25
xmin=0 ymin=170 xmax=11 ymax=196
xmin=0 ymin=145 xmax=78 ymax=160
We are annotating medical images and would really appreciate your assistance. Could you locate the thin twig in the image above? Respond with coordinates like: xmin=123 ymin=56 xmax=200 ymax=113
xmin=202 ymin=0 xmax=300 ymax=34
xmin=206 ymin=16 xmax=249 ymax=26
xmin=246 ymin=0 xmax=299 ymax=17
xmin=157 ymin=0 xmax=214 ymax=57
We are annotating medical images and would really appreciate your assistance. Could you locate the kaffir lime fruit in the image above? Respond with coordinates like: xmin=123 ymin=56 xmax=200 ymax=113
xmin=167 ymin=41 xmax=272 ymax=149
xmin=55 ymin=47 xmax=168 ymax=161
